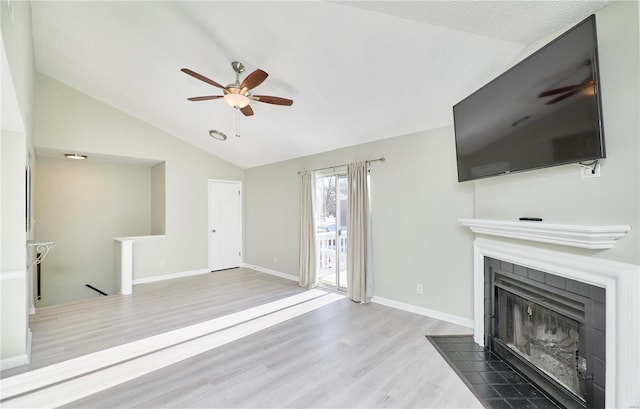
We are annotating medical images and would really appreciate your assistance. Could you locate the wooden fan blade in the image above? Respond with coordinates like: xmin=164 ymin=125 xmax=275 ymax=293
xmin=240 ymin=69 xmax=268 ymax=91
xmin=539 ymin=78 xmax=593 ymax=97
xmin=252 ymin=95 xmax=293 ymax=106
xmin=240 ymin=105 xmax=254 ymax=116
xmin=181 ymin=68 xmax=227 ymax=90
xmin=187 ymin=96 xmax=224 ymax=101
xmin=538 ymin=85 xmax=579 ymax=97
xmin=545 ymin=89 xmax=581 ymax=105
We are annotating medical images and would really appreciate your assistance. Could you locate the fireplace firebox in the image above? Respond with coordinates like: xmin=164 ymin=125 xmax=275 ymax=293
xmin=484 ymin=257 xmax=606 ymax=409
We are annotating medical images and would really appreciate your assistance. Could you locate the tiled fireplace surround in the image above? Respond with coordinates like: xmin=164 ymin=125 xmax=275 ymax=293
xmin=460 ymin=219 xmax=640 ymax=409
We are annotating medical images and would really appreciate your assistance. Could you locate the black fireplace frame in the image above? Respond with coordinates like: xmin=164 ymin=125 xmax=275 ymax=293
xmin=484 ymin=257 xmax=606 ymax=409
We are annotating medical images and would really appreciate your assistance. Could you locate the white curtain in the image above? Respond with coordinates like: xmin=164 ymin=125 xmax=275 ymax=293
xmin=298 ymin=170 xmax=317 ymax=288
xmin=346 ymin=161 xmax=372 ymax=303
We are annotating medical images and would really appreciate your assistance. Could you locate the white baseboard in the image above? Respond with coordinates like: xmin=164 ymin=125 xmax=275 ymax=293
xmin=0 ymin=329 xmax=31 ymax=371
xmin=132 ymin=268 xmax=210 ymax=285
xmin=26 ymin=328 xmax=32 ymax=363
xmin=371 ymin=296 xmax=474 ymax=329
xmin=241 ymin=264 xmax=472 ymax=328
xmin=242 ymin=263 xmax=298 ymax=282
xmin=129 ymin=264 xmax=471 ymax=329
xmin=0 ymin=353 xmax=30 ymax=371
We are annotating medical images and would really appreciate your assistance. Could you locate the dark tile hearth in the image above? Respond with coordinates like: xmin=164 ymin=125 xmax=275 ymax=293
xmin=427 ymin=335 xmax=562 ymax=409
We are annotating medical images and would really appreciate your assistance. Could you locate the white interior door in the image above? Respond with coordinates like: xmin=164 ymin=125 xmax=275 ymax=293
xmin=208 ymin=180 xmax=242 ymax=271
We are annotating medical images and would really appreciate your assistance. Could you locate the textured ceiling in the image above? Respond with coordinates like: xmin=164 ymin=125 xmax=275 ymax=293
xmin=336 ymin=1 xmax=613 ymax=44
xmin=30 ymin=1 xmax=613 ymax=168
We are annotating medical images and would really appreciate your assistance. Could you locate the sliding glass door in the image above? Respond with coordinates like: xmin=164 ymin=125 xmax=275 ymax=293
xmin=315 ymin=173 xmax=347 ymax=290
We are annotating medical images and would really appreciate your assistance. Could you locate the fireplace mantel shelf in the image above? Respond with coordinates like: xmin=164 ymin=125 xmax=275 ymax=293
xmin=459 ymin=218 xmax=631 ymax=249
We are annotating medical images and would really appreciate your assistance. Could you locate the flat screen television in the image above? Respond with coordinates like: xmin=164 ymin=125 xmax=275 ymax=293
xmin=453 ymin=15 xmax=605 ymax=182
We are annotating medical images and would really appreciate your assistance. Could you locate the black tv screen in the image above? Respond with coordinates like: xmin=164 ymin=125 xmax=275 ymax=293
xmin=453 ymin=15 xmax=605 ymax=182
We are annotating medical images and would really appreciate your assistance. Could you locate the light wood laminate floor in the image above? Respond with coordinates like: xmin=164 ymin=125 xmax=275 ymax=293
xmin=2 ymin=268 xmax=482 ymax=408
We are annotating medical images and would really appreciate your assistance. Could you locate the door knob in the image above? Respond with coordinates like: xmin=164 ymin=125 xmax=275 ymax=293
xmin=212 ymin=229 xmax=216 ymax=233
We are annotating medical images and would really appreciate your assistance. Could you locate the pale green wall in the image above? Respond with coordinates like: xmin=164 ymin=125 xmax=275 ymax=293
xmin=1 ymin=1 xmax=35 ymax=130
xmin=245 ymin=126 xmax=476 ymax=320
xmin=151 ymin=162 xmax=166 ymax=235
xmin=474 ymin=1 xmax=640 ymax=265
xmin=1 ymin=131 xmax=28 ymax=363
xmin=0 ymin=275 xmax=27 ymax=363
xmin=2 ymin=0 xmax=637 ymax=364
xmin=1 ymin=131 xmax=27 ymax=271
xmin=1 ymin=0 xmax=35 ymax=367
xmin=245 ymin=1 xmax=640 ymax=322
xmin=35 ymin=74 xmax=244 ymax=281
xmin=35 ymin=157 xmax=152 ymax=306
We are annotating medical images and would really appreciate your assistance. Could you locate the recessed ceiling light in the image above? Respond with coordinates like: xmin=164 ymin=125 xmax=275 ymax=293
xmin=64 ymin=153 xmax=88 ymax=160
xmin=209 ymin=130 xmax=227 ymax=141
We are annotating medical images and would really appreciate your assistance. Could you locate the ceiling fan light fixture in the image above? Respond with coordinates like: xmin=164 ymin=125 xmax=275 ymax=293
xmin=182 ymin=63 xmax=292 ymax=117
xmin=223 ymin=93 xmax=250 ymax=108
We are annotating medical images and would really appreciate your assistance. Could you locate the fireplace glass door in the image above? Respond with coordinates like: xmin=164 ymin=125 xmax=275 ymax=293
xmin=497 ymin=288 xmax=584 ymax=402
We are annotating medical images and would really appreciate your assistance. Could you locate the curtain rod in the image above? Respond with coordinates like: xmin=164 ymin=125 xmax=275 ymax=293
xmin=298 ymin=157 xmax=385 ymax=175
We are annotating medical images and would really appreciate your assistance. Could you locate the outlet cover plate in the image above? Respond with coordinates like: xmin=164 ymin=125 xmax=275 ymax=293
xmin=581 ymin=163 xmax=601 ymax=178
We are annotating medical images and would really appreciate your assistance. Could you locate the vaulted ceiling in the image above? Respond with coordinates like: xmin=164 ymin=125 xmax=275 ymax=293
xmin=30 ymin=1 xmax=612 ymax=168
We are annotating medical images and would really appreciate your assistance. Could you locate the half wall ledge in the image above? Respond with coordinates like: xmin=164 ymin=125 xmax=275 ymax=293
xmin=459 ymin=218 xmax=631 ymax=250
xmin=114 ymin=235 xmax=168 ymax=295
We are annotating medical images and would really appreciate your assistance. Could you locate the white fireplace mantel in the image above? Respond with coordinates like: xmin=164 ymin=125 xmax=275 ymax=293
xmin=459 ymin=218 xmax=631 ymax=249
xmin=465 ymin=235 xmax=640 ymax=408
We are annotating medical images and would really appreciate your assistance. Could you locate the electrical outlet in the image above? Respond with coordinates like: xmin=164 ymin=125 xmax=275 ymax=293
xmin=273 ymin=256 xmax=278 ymax=263
xmin=581 ymin=163 xmax=601 ymax=179
xmin=417 ymin=284 xmax=423 ymax=295
xmin=160 ymin=259 xmax=166 ymax=268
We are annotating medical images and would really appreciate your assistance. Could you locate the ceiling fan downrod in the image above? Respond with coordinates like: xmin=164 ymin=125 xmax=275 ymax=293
xmin=231 ymin=61 xmax=245 ymax=85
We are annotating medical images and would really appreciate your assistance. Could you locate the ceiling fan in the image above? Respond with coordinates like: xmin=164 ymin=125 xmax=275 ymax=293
xmin=181 ymin=61 xmax=293 ymax=117
xmin=537 ymin=59 xmax=595 ymax=105
xmin=538 ymin=77 xmax=595 ymax=105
